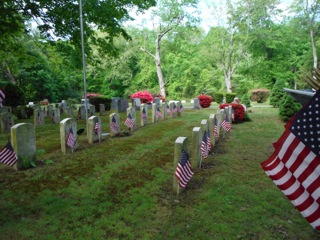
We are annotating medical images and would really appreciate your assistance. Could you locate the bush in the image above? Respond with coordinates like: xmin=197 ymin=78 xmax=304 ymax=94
xmin=83 ymin=93 xmax=102 ymax=99
xmin=225 ymin=93 xmax=237 ymax=103
xmin=0 ymin=83 xmax=25 ymax=107
xmin=214 ymin=92 xmax=224 ymax=104
xmin=197 ymin=94 xmax=213 ymax=108
xmin=130 ymin=91 xmax=153 ymax=104
xmin=89 ymin=96 xmax=111 ymax=111
xmin=220 ymin=103 xmax=246 ymax=123
xmin=241 ymin=94 xmax=251 ymax=108
xmin=279 ymin=94 xmax=301 ymax=122
xmin=250 ymin=89 xmax=270 ymax=103
xmin=67 ymin=98 xmax=78 ymax=108
xmin=270 ymin=79 xmax=286 ymax=107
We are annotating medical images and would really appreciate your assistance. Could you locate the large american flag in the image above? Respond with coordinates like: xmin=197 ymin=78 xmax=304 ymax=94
xmin=221 ymin=115 xmax=231 ymax=132
xmin=214 ymin=117 xmax=219 ymax=138
xmin=175 ymin=150 xmax=194 ymax=188
xmin=124 ymin=112 xmax=135 ymax=128
xmin=67 ymin=127 xmax=76 ymax=148
xmin=111 ymin=115 xmax=119 ymax=134
xmin=201 ymin=131 xmax=208 ymax=159
xmin=141 ymin=108 xmax=147 ymax=121
xmin=261 ymin=90 xmax=320 ymax=230
xmin=0 ymin=141 xmax=17 ymax=167
xmin=94 ymin=121 xmax=100 ymax=135
xmin=156 ymin=107 xmax=163 ymax=119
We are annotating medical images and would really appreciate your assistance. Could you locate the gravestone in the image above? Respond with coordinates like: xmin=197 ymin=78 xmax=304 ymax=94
xmin=154 ymin=97 xmax=161 ymax=107
xmin=61 ymin=100 xmax=67 ymax=110
xmin=109 ymin=113 xmax=120 ymax=136
xmin=193 ymin=98 xmax=201 ymax=109
xmin=34 ymin=109 xmax=45 ymax=125
xmin=208 ymin=114 xmax=216 ymax=147
xmin=190 ymin=99 xmax=194 ymax=103
xmin=99 ymin=104 xmax=105 ymax=116
xmin=0 ymin=112 xmax=14 ymax=133
xmin=151 ymin=103 xmax=157 ymax=123
xmin=126 ymin=107 xmax=137 ymax=132
xmin=181 ymin=100 xmax=186 ymax=103
xmin=140 ymin=104 xmax=148 ymax=127
xmin=47 ymin=105 xmax=54 ymax=117
xmin=11 ymin=123 xmax=36 ymax=170
xmin=118 ymin=99 xmax=129 ymax=113
xmin=66 ymin=107 xmax=74 ymax=118
xmin=0 ymin=106 xmax=11 ymax=113
xmin=50 ymin=108 xmax=60 ymax=124
xmin=88 ymin=116 xmax=101 ymax=144
xmin=163 ymin=102 xmax=170 ymax=119
xmin=112 ymin=97 xmax=120 ymax=110
xmin=89 ymin=105 xmax=96 ymax=116
xmin=191 ymin=127 xmax=202 ymax=169
xmin=176 ymin=101 xmax=183 ymax=117
xmin=201 ymin=119 xmax=210 ymax=156
xmin=78 ymin=106 xmax=86 ymax=119
xmin=173 ymin=136 xmax=189 ymax=194
xmin=133 ymin=98 xmax=141 ymax=110
xmin=219 ymin=109 xmax=226 ymax=138
xmin=16 ymin=106 xmax=28 ymax=119
xmin=169 ymin=102 xmax=177 ymax=118
xmin=60 ymin=118 xmax=78 ymax=154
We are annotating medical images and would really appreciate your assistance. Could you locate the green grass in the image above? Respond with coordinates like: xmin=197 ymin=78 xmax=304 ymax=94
xmin=1 ymin=104 xmax=320 ymax=239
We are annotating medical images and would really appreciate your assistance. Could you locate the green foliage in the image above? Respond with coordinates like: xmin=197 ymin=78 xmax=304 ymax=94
xmin=241 ymin=94 xmax=251 ymax=108
xmin=279 ymin=94 xmax=301 ymax=122
xmin=89 ymin=96 xmax=111 ymax=111
xmin=214 ymin=92 xmax=224 ymax=104
xmin=269 ymin=79 xmax=286 ymax=107
xmin=1 ymin=82 xmax=25 ymax=107
xmin=67 ymin=98 xmax=78 ymax=108
xmin=20 ymin=156 xmax=37 ymax=170
xmin=250 ymin=89 xmax=270 ymax=103
xmin=225 ymin=93 xmax=237 ymax=103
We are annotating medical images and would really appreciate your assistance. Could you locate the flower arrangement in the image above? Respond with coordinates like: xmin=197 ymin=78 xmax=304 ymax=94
xmin=130 ymin=91 xmax=154 ymax=104
xmin=219 ymin=103 xmax=245 ymax=123
xmin=197 ymin=94 xmax=213 ymax=108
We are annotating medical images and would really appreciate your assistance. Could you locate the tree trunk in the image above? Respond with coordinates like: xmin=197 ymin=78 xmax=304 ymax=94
xmin=310 ymin=27 xmax=318 ymax=69
xmin=156 ymin=34 xmax=166 ymax=99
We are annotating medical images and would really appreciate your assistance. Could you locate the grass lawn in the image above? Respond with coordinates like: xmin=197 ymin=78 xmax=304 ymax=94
xmin=0 ymin=103 xmax=320 ymax=239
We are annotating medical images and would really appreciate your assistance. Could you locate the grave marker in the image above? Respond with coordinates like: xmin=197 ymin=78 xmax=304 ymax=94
xmin=110 ymin=113 xmax=120 ymax=136
xmin=47 ymin=105 xmax=54 ymax=117
xmin=60 ymin=118 xmax=77 ymax=154
xmin=201 ymin=119 xmax=210 ymax=158
xmin=0 ymin=106 xmax=11 ymax=113
xmin=34 ymin=109 xmax=45 ymax=125
xmin=99 ymin=104 xmax=105 ymax=116
xmin=151 ymin=103 xmax=157 ymax=123
xmin=117 ymin=99 xmax=129 ymax=113
xmin=66 ymin=107 xmax=74 ymax=118
xmin=51 ymin=108 xmax=60 ymax=124
xmin=154 ymin=97 xmax=161 ymax=107
xmin=133 ymin=98 xmax=141 ymax=110
xmin=193 ymin=98 xmax=201 ymax=109
xmin=163 ymin=102 xmax=170 ymax=119
xmin=125 ymin=107 xmax=137 ymax=131
xmin=177 ymin=101 xmax=183 ymax=117
xmin=140 ymin=104 xmax=148 ymax=127
xmin=0 ymin=112 xmax=14 ymax=133
xmin=111 ymin=97 xmax=120 ymax=110
xmin=89 ymin=105 xmax=95 ymax=116
xmin=78 ymin=106 xmax=86 ymax=119
xmin=191 ymin=127 xmax=202 ymax=169
xmin=170 ymin=102 xmax=177 ymax=118
xmin=11 ymin=123 xmax=36 ymax=170
xmin=16 ymin=106 xmax=28 ymax=119
xmin=88 ymin=116 xmax=101 ymax=144
xmin=208 ymin=114 xmax=216 ymax=147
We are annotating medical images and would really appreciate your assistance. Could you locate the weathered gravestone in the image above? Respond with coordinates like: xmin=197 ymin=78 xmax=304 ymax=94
xmin=173 ymin=136 xmax=190 ymax=194
xmin=191 ymin=127 xmax=202 ymax=169
xmin=66 ymin=107 xmax=74 ymax=118
xmin=201 ymin=119 xmax=210 ymax=157
xmin=208 ymin=114 xmax=216 ymax=147
xmin=154 ymin=97 xmax=161 ymax=107
xmin=16 ymin=106 xmax=28 ymax=119
xmin=99 ymin=104 xmax=105 ymax=116
xmin=51 ymin=108 xmax=60 ymax=124
xmin=126 ymin=107 xmax=136 ymax=132
xmin=60 ymin=118 xmax=78 ymax=154
xmin=133 ymin=98 xmax=141 ymax=111
xmin=34 ymin=109 xmax=45 ymax=125
xmin=88 ymin=116 xmax=101 ymax=144
xmin=112 ymin=97 xmax=120 ymax=110
xmin=151 ymin=103 xmax=157 ymax=123
xmin=47 ymin=105 xmax=54 ymax=117
xmin=176 ymin=101 xmax=183 ymax=117
xmin=89 ymin=105 xmax=95 ymax=116
xmin=140 ymin=104 xmax=148 ymax=127
xmin=78 ymin=106 xmax=86 ymax=119
xmin=193 ymin=98 xmax=201 ymax=109
xmin=0 ymin=106 xmax=11 ymax=113
xmin=0 ymin=112 xmax=14 ymax=133
xmin=169 ymin=101 xmax=177 ymax=118
xmin=109 ymin=113 xmax=120 ymax=136
xmin=117 ymin=99 xmax=129 ymax=113
xmin=11 ymin=123 xmax=36 ymax=170
xmin=163 ymin=102 xmax=170 ymax=119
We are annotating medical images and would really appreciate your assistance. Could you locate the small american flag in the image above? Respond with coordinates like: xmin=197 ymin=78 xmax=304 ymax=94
xmin=166 ymin=104 xmax=171 ymax=115
xmin=36 ymin=111 xmax=41 ymax=125
xmin=231 ymin=109 xmax=235 ymax=121
xmin=221 ymin=115 xmax=231 ymax=132
xmin=67 ymin=127 xmax=76 ymax=148
xmin=0 ymin=141 xmax=17 ymax=167
xmin=124 ymin=112 xmax=134 ymax=128
xmin=0 ymin=88 xmax=5 ymax=106
xmin=94 ymin=121 xmax=100 ymax=135
xmin=141 ymin=108 xmax=147 ymax=121
xmin=214 ymin=118 xmax=219 ymax=138
xmin=172 ymin=103 xmax=177 ymax=113
xmin=51 ymin=112 xmax=55 ymax=123
xmin=175 ymin=150 xmax=194 ymax=188
xmin=178 ymin=103 xmax=184 ymax=113
xmin=207 ymin=129 xmax=212 ymax=151
xmin=201 ymin=131 xmax=208 ymax=159
xmin=110 ymin=115 xmax=119 ymax=134
xmin=156 ymin=107 xmax=163 ymax=119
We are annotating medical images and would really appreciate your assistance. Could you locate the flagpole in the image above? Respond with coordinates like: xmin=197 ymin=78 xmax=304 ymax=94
xmin=79 ymin=0 xmax=88 ymax=137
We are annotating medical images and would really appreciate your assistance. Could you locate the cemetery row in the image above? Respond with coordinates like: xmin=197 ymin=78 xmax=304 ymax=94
xmin=173 ymin=106 xmax=233 ymax=194
xmin=0 ymin=99 xmax=191 ymax=170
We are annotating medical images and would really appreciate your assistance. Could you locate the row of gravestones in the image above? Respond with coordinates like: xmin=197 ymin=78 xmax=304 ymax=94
xmin=173 ymin=106 xmax=233 ymax=194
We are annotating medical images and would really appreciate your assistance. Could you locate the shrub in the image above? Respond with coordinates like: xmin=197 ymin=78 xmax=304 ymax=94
xmin=0 ymin=83 xmax=25 ymax=107
xmin=250 ymin=89 xmax=270 ymax=103
xmin=131 ymin=91 xmax=153 ymax=104
xmin=279 ymin=94 xmax=301 ymax=122
xmin=219 ymin=103 xmax=246 ymax=123
xmin=197 ymin=94 xmax=213 ymax=108
xmin=226 ymin=93 xmax=237 ymax=103
xmin=270 ymin=79 xmax=286 ymax=107
xmin=89 ymin=96 xmax=111 ymax=111
xmin=241 ymin=94 xmax=251 ymax=108
xmin=83 ymin=93 xmax=102 ymax=99
xmin=214 ymin=92 xmax=224 ymax=104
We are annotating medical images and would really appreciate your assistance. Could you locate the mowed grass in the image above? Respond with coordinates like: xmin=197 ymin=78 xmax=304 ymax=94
xmin=0 ymin=104 xmax=320 ymax=239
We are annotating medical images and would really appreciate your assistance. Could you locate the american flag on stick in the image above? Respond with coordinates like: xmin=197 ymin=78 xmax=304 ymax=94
xmin=67 ymin=127 xmax=76 ymax=148
xmin=141 ymin=108 xmax=147 ymax=121
xmin=156 ymin=107 xmax=163 ymax=119
xmin=0 ymin=141 xmax=17 ymax=167
xmin=110 ymin=115 xmax=119 ymax=134
xmin=261 ymin=90 xmax=320 ymax=230
xmin=124 ymin=112 xmax=134 ymax=128
xmin=201 ymin=131 xmax=208 ymax=159
xmin=178 ymin=103 xmax=184 ymax=113
xmin=221 ymin=115 xmax=231 ymax=132
xmin=207 ymin=129 xmax=212 ymax=151
xmin=172 ymin=103 xmax=177 ymax=113
xmin=214 ymin=117 xmax=219 ymax=138
xmin=231 ymin=109 xmax=235 ymax=122
xmin=166 ymin=104 xmax=171 ymax=115
xmin=175 ymin=150 xmax=194 ymax=188
xmin=94 ymin=121 xmax=100 ymax=135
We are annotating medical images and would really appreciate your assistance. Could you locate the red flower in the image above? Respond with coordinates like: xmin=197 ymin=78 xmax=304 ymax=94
xmin=130 ymin=91 xmax=154 ymax=104
xmin=197 ymin=95 xmax=213 ymax=108
xmin=219 ymin=103 xmax=245 ymax=123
